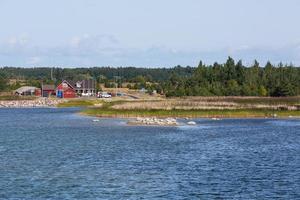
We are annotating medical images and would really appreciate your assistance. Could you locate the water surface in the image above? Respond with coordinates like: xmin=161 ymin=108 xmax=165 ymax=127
xmin=0 ymin=108 xmax=299 ymax=199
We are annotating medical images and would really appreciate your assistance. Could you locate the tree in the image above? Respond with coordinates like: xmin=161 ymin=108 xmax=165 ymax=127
xmin=0 ymin=72 xmax=8 ymax=92
xmin=226 ymin=80 xmax=240 ymax=96
xmin=224 ymin=57 xmax=236 ymax=81
xmin=0 ymin=58 xmax=300 ymax=97
xmin=272 ymin=82 xmax=296 ymax=97
xmin=235 ymin=60 xmax=245 ymax=85
xmin=258 ymin=86 xmax=267 ymax=96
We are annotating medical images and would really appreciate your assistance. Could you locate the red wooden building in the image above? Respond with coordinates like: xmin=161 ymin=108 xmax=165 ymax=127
xmin=42 ymin=85 xmax=56 ymax=97
xmin=35 ymin=88 xmax=42 ymax=97
xmin=56 ymin=80 xmax=76 ymax=98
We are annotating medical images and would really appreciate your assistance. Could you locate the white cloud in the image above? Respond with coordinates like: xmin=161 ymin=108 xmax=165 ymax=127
xmin=27 ymin=56 xmax=41 ymax=65
xmin=70 ymin=34 xmax=119 ymax=49
xmin=1 ymin=34 xmax=300 ymax=67
xmin=70 ymin=36 xmax=81 ymax=48
xmin=7 ymin=37 xmax=18 ymax=46
xmin=6 ymin=35 xmax=29 ymax=47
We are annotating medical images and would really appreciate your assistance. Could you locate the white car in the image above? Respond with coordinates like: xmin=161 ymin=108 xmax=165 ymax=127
xmin=98 ymin=92 xmax=112 ymax=98
xmin=81 ymin=92 xmax=93 ymax=97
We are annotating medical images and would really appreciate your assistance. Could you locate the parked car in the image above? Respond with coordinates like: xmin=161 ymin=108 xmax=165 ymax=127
xmin=81 ymin=92 xmax=93 ymax=97
xmin=116 ymin=92 xmax=124 ymax=96
xmin=97 ymin=92 xmax=112 ymax=98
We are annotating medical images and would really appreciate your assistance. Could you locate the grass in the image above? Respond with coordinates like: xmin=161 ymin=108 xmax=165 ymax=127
xmin=111 ymin=97 xmax=300 ymax=110
xmin=82 ymin=100 xmax=300 ymax=118
xmin=83 ymin=108 xmax=300 ymax=118
xmin=57 ymin=100 xmax=96 ymax=107
xmin=228 ymin=96 xmax=300 ymax=105
xmin=179 ymin=96 xmax=300 ymax=105
xmin=0 ymin=95 xmax=37 ymax=101
xmin=53 ymin=97 xmax=300 ymax=118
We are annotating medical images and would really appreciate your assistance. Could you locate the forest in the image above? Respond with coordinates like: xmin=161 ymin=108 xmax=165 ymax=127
xmin=0 ymin=57 xmax=299 ymax=97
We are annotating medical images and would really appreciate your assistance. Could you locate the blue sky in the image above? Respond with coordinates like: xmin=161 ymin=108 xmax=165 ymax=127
xmin=0 ymin=0 xmax=300 ymax=67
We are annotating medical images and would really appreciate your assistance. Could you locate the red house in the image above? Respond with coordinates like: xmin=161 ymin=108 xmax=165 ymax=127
xmin=56 ymin=80 xmax=76 ymax=98
xmin=42 ymin=85 xmax=56 ymax=97
xmin=35 ymin=88 xmax=42 ymax=97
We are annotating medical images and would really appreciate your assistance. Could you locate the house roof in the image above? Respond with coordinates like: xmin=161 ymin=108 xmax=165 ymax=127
xmin=42 ymin=84 xmax=55 ymax=90
xmin=15 ymin=86 xmax=37 ymax=94
xmin=63 ymin=79 xmax=96 ymax=90
xmin=63 ymin=80 xmax=76 ymax=89
xmin=76 ymin=80 xmax=96 ymax=89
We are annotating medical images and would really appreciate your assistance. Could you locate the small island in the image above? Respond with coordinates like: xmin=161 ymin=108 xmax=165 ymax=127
xmin=81 ymin=97 xmax=300 ymax=119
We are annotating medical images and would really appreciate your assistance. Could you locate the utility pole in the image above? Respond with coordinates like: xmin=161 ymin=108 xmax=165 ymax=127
xmin=51 ymin=68 xmax=53 ymax=81
xmin=114 ymin=76 xmax=121 ymax=95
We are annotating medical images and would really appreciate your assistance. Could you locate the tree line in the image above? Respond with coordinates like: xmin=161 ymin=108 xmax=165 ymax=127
xmin=0 ymin=57 xmax=299 ymax=97
xmin=163 ymin=58 xmax=300 ymax=97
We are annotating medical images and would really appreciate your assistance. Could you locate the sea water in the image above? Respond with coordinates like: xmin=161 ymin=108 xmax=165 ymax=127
xmin=0 ymin=108 xmax=299 ymax=199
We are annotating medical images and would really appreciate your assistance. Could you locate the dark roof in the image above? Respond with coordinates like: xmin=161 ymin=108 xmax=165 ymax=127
xmin=76 ymin=80 xmax=96 ymax=90
xmin=63 ymin=80 xmax=96 ymax=90
xmin=64 ymin=80 xmax=76 ymax=89
xmin=42 ymin=84 xmax=55 ymax=90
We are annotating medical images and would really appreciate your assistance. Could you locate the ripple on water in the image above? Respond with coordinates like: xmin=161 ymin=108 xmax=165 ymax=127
xmin=265 ymin=119 xmax=300 ymax=127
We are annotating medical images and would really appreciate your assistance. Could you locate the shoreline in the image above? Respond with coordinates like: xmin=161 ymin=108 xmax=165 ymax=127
xmin=0 ymin=104 xmax=299 ymax=120
xmin=1 ymin=97 xmax=299 ymax=119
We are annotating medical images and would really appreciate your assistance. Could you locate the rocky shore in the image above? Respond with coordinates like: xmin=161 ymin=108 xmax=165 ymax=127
xmin=0 ymin=98 xmax=66 ymax=108
xmin=128 ymin=117 xmax=179 ymax=126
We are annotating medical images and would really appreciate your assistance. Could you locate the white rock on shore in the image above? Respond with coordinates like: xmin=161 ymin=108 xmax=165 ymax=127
xmin=129 ymin=117 xmax=179 ymax=126
xmin=0 ymin=98 xmax=65 ymax=108
xmin=187 ymin=121 xmax=196 ymax=125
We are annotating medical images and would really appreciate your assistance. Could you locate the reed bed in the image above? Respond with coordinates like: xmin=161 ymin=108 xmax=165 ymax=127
xmin=112 ymin=99 xmax=299 ymax=111
xmin=81 ymin=97 xmax=300 ymax=118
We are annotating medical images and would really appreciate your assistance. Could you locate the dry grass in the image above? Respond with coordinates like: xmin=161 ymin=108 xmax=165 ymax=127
xmin=112 ymin=97 xmax=300 ymax=111
xmin=82 ymin=97 xmax=300 ymax=118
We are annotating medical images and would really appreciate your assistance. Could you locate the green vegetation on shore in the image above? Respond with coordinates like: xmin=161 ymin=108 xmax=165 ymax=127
xmin=0 ymin=95 xmax=37 ymax=101
xmin=1 ymin=57 xmax=300 ymax=97
xmin=206 ymin=96 xmax=300 ymax=105
xmin=57 ymin=100 xmax=97 ymax=107
xmin=83 ymin=107 xmax=300 ymax=118
xmin=80 ymin=98 xmax=300 ymax=118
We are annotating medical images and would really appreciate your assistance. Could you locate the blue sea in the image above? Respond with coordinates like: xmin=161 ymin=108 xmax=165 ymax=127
xmin=0 ymin=108 xmax=299 ymax=199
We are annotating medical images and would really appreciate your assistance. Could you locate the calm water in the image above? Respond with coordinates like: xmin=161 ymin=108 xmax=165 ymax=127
xmin=0 ymin=108 xmax=299 ymax=199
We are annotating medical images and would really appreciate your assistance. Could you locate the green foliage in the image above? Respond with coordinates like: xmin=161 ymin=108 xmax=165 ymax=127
xmin=226 ymin=80 xmax=240 ymax=96
xmin=25 ymin=79 xmax=41 ymax=88
xmin=0 ymin=72 xmax=8 ymax=91
xmin=104 ymin=81 xmax=116 ymax=88
xmin=161 ymin=57 xmax=300 ymax=97
xmin=0 ymin=58 xmax=299 ymax=97
xmin=258 ymin=86 xmax=267 ymax=97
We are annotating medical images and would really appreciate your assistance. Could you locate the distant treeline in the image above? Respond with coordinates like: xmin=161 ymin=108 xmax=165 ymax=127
xmin=0 ymin=57 xmax=300 ymax=97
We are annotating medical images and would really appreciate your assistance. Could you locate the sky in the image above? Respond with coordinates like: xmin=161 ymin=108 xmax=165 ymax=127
xmin=0 ymin=0 xmax=300 ymax=67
